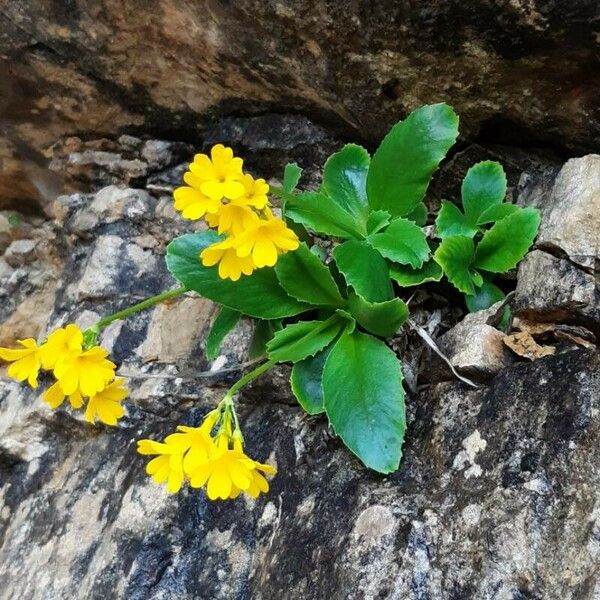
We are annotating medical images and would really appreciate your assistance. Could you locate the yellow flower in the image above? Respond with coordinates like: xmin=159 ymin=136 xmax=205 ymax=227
xmin=206 ymin=204 xmax=259 ymax=237
xmin=238 ymin=174 xmax=269 ymax=209
xmin=189 ymin=437 xmax=277 ymax=500
xmin=235 ymin=217 xmax=300 ymax=268
xmin=188 ymin=144 xmax=244 ymax=201
xmin=137 ymin=413 xmax=219 ymax=493
xmin=0 ymin=338 xmax=42 ymax=388
xmin=43 ymin=380 xmax=84 ymax=410
xmin=138 ymin=441 xmax=185 ymax=493
xmin=54 ymin=346 xmax=116 ymax=397
xmin=173 ymin=184 xmax=222 ymax=221
xmin=200 ymin=236 xmax=255 ymax=281
xmin=84 ymin=377 xmax=128 ymax=425
xmin=39 ymin=323 xmax=83 ymax=370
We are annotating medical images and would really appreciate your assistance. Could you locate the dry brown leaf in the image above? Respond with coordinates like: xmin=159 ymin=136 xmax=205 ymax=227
xmin=503 ymin=331 xmax=556 ymax=361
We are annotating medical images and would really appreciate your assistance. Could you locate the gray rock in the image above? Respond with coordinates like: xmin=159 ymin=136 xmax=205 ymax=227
xmin=0 ymin=345 xmax=598 ymax=598
xmin=514 ymin=249 xmax=600 ymax=326
xmin=534 ymin=155 xmax=600 ymax=271
xmin=3 ymin=0 xmax=598 ymax=212
xmin=437 ymin=302 xmax=513 ymax=379
xmin=141 ymin=140 xmax=193 ymax=171
xmin=1 ymin=130 xmax=600 ymax=598
xmin=4 ymin=239 xmax=37 ymax=267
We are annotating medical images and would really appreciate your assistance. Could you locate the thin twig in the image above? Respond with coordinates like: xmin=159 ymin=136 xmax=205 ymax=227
xmin=408 ymin=319 xmax=479 ymax=388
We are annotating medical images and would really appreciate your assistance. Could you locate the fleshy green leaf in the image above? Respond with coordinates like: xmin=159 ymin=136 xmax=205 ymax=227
xmin=205 ymin=307 xmax=241 ymax=360
xmin=275 ymin=243 xmax=345 ymax=307
xmin=322 ymin=144 xmax=370 ymax=227
xmin=333 ymin=240 xmax=393 ymax=302
xmin=267 ymin=317 xmax=346 ymax=364
xmin=473 ymin=207 xmax=541 ymax=273
xmin=367 ymin=103 xmax=459 ymax=216
xmin=323 ymin=330 xmax=406 ymax=473
xmin=290 ymin=345 xmax=332 ymax=415
xmin=368 ymin=218 xmax=430 ymax=269
xmin=283 ymin=162 xmax=302 ymax=193
xmin=406 ymin=202 xmax=428 ymax=226
xmin=389 ymin=259 xmax=443 ymax=287
xmin=435 ymin=200 xmax=478 ymax=239
xmin=348 ymin=293 xmax=409 ymax=338
xmin=366 ymin=210 xmax=391 ymax=235
xmin=286 ymin=191 xmax=366 ymax=239
xmin=433 ymin=235 xmax=477 ymax=295
xmin=465 ymin=280 xmax=505 ymax=312
xmin=476 ymin=203 xmax=519 ymax=225
xmin=166 ymin=232 xmax=310 ymax=319
xmin=462 ymin=161 xmax=507 ymax=223
xmin=465 ymin=281 xmax=511 ymax=329
xmin=249 ymin=319 xmax=282 ymax=359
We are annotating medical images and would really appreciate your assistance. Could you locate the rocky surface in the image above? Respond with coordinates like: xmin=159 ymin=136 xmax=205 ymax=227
xmin=437 ymin=301 xmax=513 ymax=380
xmin=0 ymin=123 xmax=599 ymax=598
xmin=1 ymin=0 xmax=599 ymax=210
xmin=514 ymin=155 xmax=600 ymax=332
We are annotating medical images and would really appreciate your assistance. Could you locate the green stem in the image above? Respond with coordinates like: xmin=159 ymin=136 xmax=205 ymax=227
xmin=93 ymin=286 xmax=188 ymax=331
xmin=224 ymin=358 xmax=277 ymax=399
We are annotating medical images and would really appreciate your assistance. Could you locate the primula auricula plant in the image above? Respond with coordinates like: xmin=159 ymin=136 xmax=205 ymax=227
xmin=0 ymin=103 xmax=540 ymax=499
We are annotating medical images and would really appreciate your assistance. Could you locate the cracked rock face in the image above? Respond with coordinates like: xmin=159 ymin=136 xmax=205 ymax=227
xmin=0 ymin=122 xmax=599 ymax=598
xmin=515 ymin=156 xmax=600 ymax=331
xmin=1 ymin=0 xmax=599 ymax=210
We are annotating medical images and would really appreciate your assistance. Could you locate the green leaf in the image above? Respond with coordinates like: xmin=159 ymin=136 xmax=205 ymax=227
xmin=333 ymin=240 xmax=393 ymax=302
xmin=323 ymin=330 xmax=406 ymax=473
xmin=368 ymin=218 xmax=430 ymax=269
xmin=473 ymin=207 xmax=541 ymax=273
xmin=275 ymin=242 xmax=345 ymax=307
xmin=476 ymin=203 xmax=519 ymax=225
xmin=348 ymin=293 xmax=409 ymax=338
xmin=465 ymin=281 xmax=511 ymax=330
xmin=433 ymin=235 xmax=477 ymax=295
xmin=286 ymin=191 xmax=365 ymax=239
xmin=366 ymin=210 xmax=391 ymax=235
xmin=335 ymin=309 xmax=356 ymax=333
xmin=166 ymin=232 xmax=310 ymax=319
xmin=267 ymin=317 xmax=346 ymax=364
xmin=205 ymin=307 xmax=241 ymax=360
xmin=249 ymin=319 xmax=282 ymax=359
xmin=471 ymin=270 xmax=484 ymax=288
xmin=435 ymin=200 xmax=478 ymax=239
xmin=283 ymin=162 xmax=302 ymax=193
xmin=322 ymin=144 xmax=370 ymax=225
xmin=290 ymin=345 xmax=332 ymax=415
xmin=367 ymin=103 xmax=459 ymax=216
xmin=389 ymin=259 xmax=443 ymax=287
xmin=465 ymin=280 xmax=505 ymax=312
xmin=405 ymin=202 xmax=428 ymax=226
xmin=462 ymin=161 xmax=507 ymax=223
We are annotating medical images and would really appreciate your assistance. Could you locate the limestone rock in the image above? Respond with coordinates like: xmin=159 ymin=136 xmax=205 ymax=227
xmin=3 ymin=239 xmax=37 ymax=267
xmin=437 ymin=303 xmax=513 ymax=379
xmin=514 ymin=250 xmax=599 ymax=326
xmin=1 ymin=125 xmax=600 ymax=598
xmin=534 ymin=155 xmax=600 ymax=271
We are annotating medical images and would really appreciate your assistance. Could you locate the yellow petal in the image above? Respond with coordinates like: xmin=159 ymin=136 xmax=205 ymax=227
xmin=252 ymin=239 xmax=278 ymax=268
xmin=43 ymin=381 xmax=66 ymax=409
xmin=207 ymin=468 xmax=232 ymax=500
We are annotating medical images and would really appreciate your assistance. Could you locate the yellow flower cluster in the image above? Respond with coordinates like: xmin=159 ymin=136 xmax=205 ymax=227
xmin=137 ymin=405 xmax=276 ymax=499
xmin=173 ymin=144 xmax=300 ymax=281
xmin=0 ymin=324 xmax=127 ymax=425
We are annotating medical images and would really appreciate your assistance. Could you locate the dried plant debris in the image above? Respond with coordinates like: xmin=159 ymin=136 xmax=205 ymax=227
xmin=503 ymin=330 xmax=556 ymax=361
xmin=504 ymin=318 xmax=596 ymax=360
